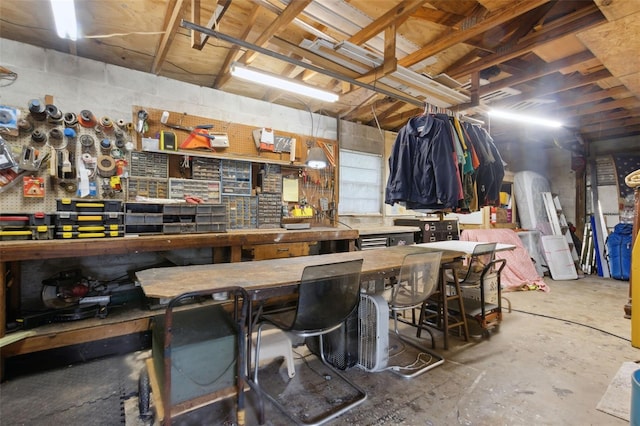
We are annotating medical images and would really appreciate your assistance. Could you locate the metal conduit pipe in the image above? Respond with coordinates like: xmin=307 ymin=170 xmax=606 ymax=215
xmin=180 ymin=19 xmax=424 ymax=108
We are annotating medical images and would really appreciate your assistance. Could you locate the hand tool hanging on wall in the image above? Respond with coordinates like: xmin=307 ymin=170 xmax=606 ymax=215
xmin=136 ymin=109 xmax=148 ymax=134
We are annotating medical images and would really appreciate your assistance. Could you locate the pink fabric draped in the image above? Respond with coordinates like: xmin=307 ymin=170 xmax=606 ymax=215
xmin=460 ymin=228 xmax=549 ymax=292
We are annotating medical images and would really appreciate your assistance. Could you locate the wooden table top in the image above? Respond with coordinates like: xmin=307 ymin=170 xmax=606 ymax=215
xmin=136 ymin=245 xmax=464 ymax=299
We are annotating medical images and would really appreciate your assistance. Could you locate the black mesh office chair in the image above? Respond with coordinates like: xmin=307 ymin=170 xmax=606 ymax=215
xmin=251 ymin=259 xmax=366 ymax=425
xmin=386 ymin=251 xmax=445 ymax=378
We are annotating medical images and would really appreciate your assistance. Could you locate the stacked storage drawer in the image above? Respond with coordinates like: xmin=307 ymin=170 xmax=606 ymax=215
xmin=257 ymin=193 xmax=282 ymax=228
xmin=394 ymin=218 xmax=459 ymax=242
xmin=169 ymin=178 xmax=221 ymax=203
xmin=162 ymin=204 xmax=227 ymax=234
xmin=124 ymin=203 xmax=163 ymax=235
xmin=0 ymin=212 xmax=54 ymax=240
xmin=221 ymin=160 xmax=251 ymax=196
xmin=125 ymin=203 xmax=227 ymax=235
xmin=55 ymin=199 xmax=124 ymax=238
xmin=223 ymin=195 xmax=257 ymax=229
xmin=257 ymin=165 xmax=283 ymax=229
xmin=193 ymin=204 xmax=227 ymax=233
xmin=128 ymin=152 xmax=169 ymax=200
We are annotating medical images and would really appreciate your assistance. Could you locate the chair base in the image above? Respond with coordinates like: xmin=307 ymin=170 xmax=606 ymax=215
xmin=387 ymin=314 xmax=445 ymax=379
xmin=252 ymin=332 xmax=367 ymax=425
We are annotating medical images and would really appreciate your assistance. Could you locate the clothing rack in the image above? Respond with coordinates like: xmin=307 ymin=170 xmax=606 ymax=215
xmin=459 ymin=115 xmax=485 ymax=126
xmin=422 ymin=101 xmax=485 ymax=126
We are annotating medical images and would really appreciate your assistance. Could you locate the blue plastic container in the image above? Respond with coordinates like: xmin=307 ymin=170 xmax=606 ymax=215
xmin=631 ymin=369 xmax=640 ymax=425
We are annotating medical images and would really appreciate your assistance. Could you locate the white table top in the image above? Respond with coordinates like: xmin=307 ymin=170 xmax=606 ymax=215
xmin=416 ymin=240 xmax=516 ymax=254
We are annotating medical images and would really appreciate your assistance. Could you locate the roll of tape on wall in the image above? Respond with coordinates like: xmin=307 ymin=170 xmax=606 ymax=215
xmin=97 ymin=155 xmax=116 ymax=177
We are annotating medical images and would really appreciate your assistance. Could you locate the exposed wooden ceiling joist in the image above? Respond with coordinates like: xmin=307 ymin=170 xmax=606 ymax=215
xmin=0 ymin=0 xmax=638 ymax=150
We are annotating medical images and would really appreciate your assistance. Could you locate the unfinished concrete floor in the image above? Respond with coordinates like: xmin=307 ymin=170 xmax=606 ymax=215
xmin=2 ymin=275 xmax=639 ymax=425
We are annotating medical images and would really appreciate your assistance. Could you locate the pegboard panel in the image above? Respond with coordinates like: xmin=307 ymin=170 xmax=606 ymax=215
xmin=133 ymin=106 xmax=337 ymax=166
xmin=134 ymin=106 xmax=338 ymax=227
xmin=1 ymin=101 xmax=135 ymax=214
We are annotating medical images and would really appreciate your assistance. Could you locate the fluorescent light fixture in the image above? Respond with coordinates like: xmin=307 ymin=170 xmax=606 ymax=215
xmin=488 ymin=108 xmax=563 ymax=128
xmin=230 ymin=63 xmax=339 ymax=103
xmin=305 ymin=147 xmax=328 ymax=169
xmin=50 ymin=0 xmax=78 ymax=41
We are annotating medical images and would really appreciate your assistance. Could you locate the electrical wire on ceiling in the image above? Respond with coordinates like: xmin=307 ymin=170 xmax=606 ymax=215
xmin=83 ymin=31 xmax=166 ymax=39
xmin=371 ymin=104 xmax=384 ymax=142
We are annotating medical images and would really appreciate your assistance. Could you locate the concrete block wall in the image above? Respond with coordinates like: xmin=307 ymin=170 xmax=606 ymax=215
xmin=0 ymin=38 xmax=337 ymax=140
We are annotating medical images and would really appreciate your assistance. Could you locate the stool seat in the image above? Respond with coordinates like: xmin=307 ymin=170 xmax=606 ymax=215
xmin=251 ymin=327 xmax=295 ymax=379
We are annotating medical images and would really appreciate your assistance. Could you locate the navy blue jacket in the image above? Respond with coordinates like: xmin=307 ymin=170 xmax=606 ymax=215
xmin=385 ymin=115 xmax=460 ymax=210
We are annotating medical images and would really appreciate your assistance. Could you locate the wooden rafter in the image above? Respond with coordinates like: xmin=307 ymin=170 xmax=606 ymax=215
xmin=494 ymin=69 xmax=612 ymax=109
xmin=355 ymin=24 xmax=397 ymax=85
xmin=347 ymin=0 xmax=427 ymax=45
xmin=236 ymin=0 xmax=312 ymax=66
xmin=341 ymin=95 xmax=392 ymax=121
xmin=480 ymin=51 xmax=595 ymax=96
xmin=365 ymin=100 xmax=407 ymax=127
xmin=190 ymin=0 xmax=231 ymax=50
xmin=213 ymin=4 xmax=260 ymax=89
xmin=152 ymin=0 xmax=187 ymax=74
xmin=398 ymin=0 xmax=549 ymax=68
xmin=448 ymin=4 xmax=603 ymax=79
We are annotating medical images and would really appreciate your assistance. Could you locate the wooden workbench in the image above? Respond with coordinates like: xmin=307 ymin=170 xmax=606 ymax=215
xmin=0 ymin=228 xmax=358 ymax=366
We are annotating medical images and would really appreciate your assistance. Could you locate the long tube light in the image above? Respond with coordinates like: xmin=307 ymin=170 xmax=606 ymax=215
xmin=489 ymin=108 xmax=563 ymax=128
xmin=230 ymin=63 xmax=339 ymax=103
xmin=50 ymin=0 xmax=78 ymax=41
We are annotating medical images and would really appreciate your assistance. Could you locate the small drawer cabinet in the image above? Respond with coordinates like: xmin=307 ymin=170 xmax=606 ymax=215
xmin=393 ymin=218 xmax=460 ymax=243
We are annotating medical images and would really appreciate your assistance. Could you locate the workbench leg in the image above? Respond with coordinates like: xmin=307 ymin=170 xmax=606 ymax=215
xmin=0 ymin=261 xmax=4 ymax=380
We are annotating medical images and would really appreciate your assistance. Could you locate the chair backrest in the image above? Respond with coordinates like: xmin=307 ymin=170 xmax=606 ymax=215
xmin=459 ymin=242 xmax=497 ymax=284
xmin=290 ymin=259 xmax=364 ymax=335
xmin=391 ymin=251 xmax=442 ymax=309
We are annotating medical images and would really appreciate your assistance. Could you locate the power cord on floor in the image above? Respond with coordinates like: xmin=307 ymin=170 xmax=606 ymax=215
xmin=512 ymin=308 xmax=631 ymax=342
xmin=292 ymin=348 xmax=332 ymax=379
xmin=384 ymin=352 xmax=434 ymax=372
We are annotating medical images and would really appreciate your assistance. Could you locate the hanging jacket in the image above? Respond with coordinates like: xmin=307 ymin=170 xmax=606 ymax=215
xmin=464 ymin=123 xmax=505 ymax=206
xmin=385 ymin=114 xmax=460 ymax=210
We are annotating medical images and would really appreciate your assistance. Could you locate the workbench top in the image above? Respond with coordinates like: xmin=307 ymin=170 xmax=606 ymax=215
xmin=0 ymin=227 xmax=359 ymax=262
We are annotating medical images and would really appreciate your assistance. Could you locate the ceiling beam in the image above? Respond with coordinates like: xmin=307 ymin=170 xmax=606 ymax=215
xmin=355 ymin=24 xmax=398 ymax=85
xmin=152 ymin=0 xmax=188 ymax=74
xmin=236 ymin=0 xmax=312 ymax=65
xmin=581 ymin=117 xmax=640 ymax=133
xmin=492 ymin=69 xmax=612 ymax=109
xmin=577 ymin=107 xmax=640 ymax=127
xmin=480 ymin=50 xmax=595 ymax=96
xmin=341 ymin=95 xmax=394 ymax=121
xmin=398 ymin=0 xmax=549 ymax=68
xmin=347 ymin=0 xmax=427 ymax=45
xmin=581 ymin=124 xmax=640 ymax=141
xmin=213 ymin=4 xmax=260 ymax=89
xmin=448 ymin=4 xmax=603 ymax=80
xmin=570 ymin=96 xmax=640 ymax=118
xmin=366 ymin=100 xmax=407 ymax=127
xmin=190 ymin=0 xmax=231 ymax=50
xmin=545 ymin=85 xmax=631 ymax=111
